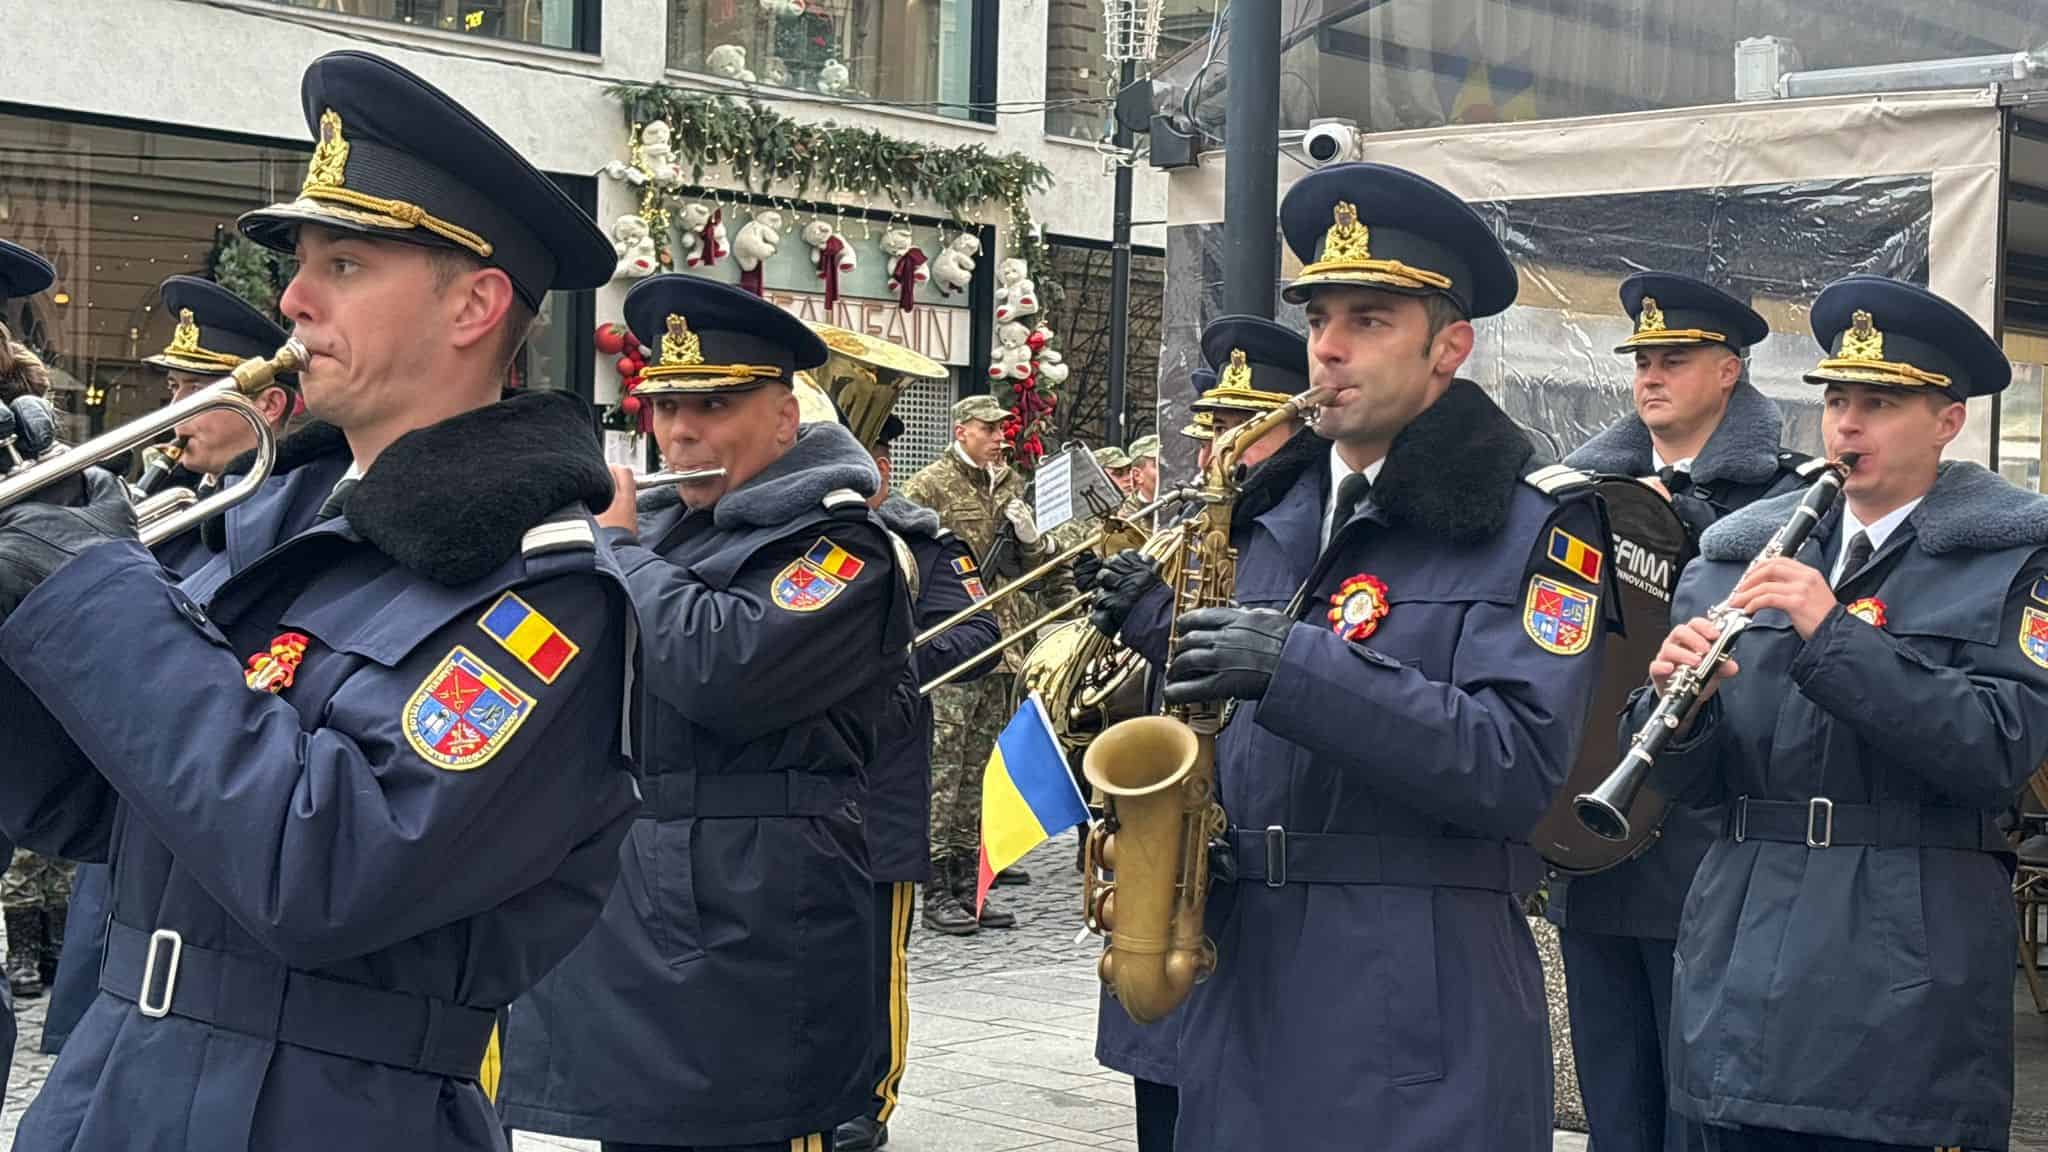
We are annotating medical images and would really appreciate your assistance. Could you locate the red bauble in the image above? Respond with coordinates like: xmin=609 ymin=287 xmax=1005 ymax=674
xmin=620 ymin=394 xmax=643 ymax=416
xmin=1026 ymin=329 xmax=1049 ymax=353
xmin=594 ymin=323 xmax=628 ymax=355
xmin=617 ymin=355 xmax=644 ymax=377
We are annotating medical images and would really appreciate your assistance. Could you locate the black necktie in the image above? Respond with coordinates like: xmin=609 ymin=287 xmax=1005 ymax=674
xmin=1657 ymin=465 xmax=1693 ymax=496
xmin=1837 ymin=530 xmax=1872 ymax=589
xmin=1331 ymin=471 xmax=1372 ymax=535
xmin=318 ymin=477 xmax=359 ymax=522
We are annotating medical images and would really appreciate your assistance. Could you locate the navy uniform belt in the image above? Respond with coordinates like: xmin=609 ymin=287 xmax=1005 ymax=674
xmin=1727 ymin=796 xmax=2004 ymax=851
xmin=640 ymin=771 xmax=853 ymax=819
xmin=1227 ymin=827 xmax=1542 ymax=892
xmin=101 ymin=920 xmax=493 ymax=1079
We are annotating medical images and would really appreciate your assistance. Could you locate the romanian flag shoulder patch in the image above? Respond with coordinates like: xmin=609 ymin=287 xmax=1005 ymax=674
xmin=1547 ymin=527 xmax=1604 ymax=584
xmin=478 ymin=592 xmax=580 ymax=684
xmin=951 ymin=553 xmax=978 ymax=576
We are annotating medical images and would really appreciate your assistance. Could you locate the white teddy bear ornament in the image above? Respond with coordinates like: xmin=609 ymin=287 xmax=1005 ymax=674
xmin=931 ymin=233 xmax=980 ymax=297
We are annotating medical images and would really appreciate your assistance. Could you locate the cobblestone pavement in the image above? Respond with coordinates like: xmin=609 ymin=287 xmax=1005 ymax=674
xmin=10 ymin=831 xmax=2048 ymax=1150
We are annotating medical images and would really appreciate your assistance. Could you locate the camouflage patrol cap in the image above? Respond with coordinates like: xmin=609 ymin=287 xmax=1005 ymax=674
xmin=1093 ymin=445 xmax=1132 ymax=470
xmin=952 ymin=394 xmax=1010 ymax=425
xmin=1126 ymin=434 xmax=1161 ymax=461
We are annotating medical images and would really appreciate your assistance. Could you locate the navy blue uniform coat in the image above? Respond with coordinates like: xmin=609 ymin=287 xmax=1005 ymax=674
xmin=1093 ymin=429 xmax=1327 ymax=1088
xmin=501 ymin=423 xmax=913 ymax=1146
xmin=1642 ymin=461 xmax=2048 ymax=1151
xmin=0 ymin=394 xmax=639 ymax=1152
xmin=1552 ymin=380 xmax=1806 ymax=936
xmin=870 ymin=495 xmax=998 ymax=883
xmin=1171 ymin=382 xmax=1609 ymax=1150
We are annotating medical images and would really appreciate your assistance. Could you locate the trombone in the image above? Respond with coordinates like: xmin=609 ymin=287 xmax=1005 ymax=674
xmin=915 ymin=487 xmax=1195 ymax=695
xmin=0 ymin=340 xmax=307 ymax=547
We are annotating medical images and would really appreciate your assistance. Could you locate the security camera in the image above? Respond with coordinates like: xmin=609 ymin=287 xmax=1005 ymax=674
xmin=1301 ymin=118 xmax=1360 ymax=166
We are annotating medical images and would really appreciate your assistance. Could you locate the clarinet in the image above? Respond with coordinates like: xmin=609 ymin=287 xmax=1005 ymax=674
xmin=1574 ymin=454 xmax=1858 ymax=842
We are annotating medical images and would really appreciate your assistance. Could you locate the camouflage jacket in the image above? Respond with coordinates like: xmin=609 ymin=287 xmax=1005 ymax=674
xmin=903 ymin=446 xmax=1071 ymax=673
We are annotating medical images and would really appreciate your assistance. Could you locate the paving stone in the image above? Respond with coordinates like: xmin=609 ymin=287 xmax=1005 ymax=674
xmin=931 ymin=1079 xmax=1134 ymax=1134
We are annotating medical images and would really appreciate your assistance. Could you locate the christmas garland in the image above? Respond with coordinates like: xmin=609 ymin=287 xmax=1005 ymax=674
xmin=607 ymin=83 xmax=1063 ymax=317
xmin=601 ymin=85 xmax=1070 ymax=462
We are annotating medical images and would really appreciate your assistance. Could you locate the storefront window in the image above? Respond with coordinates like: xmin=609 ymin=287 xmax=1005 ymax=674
xmin=1165 ymin=1 xmax=2043 ymax=139
xmin=1045 ymin=0 xmax=1109 ymax=141
xmin=666 ymin=0 xmax=981 ymax=121
xmin=0 ymin=113 xmax=590 ymax=445
xmin=263 ymin=0 xmax=593 ymax=51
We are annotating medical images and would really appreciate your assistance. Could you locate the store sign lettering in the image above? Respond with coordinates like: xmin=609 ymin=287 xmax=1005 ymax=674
xmin=765 ymin=291 xmax=971 ymax=367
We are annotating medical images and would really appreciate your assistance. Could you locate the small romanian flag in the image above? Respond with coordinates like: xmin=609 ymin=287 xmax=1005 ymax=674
xmin=1547 ymin=527 xmax=1603 ymax=583
xmin=478 ymin=592 xmax=580 ymax=684
xmin=976 ymin=696 xmax=1090 ymax=914
xmin=806 ymin=537 xmax=866 ymax=581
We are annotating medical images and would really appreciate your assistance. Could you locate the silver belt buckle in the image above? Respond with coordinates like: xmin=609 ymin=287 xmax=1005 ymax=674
xmin=1264 ymin=825 xmax=1287 ymax=888
xmin=138 ymin=928 xmax=183 ymax=1019
xmin=1806 ymin=797 xmax=1835 ymax=849
xmin=1733 ymin=795 xmax=1748 ymax=843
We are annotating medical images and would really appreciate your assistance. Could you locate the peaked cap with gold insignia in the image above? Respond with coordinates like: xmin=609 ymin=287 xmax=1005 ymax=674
xmin=624 ymin=274 xmax=826 ymax=396
xmin=239 ymin=51 xmax=614 ymax=308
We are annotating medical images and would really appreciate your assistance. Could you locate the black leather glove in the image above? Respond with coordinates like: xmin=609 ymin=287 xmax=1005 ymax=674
xmin=0 ymin=467 xmax=138 ymax=618
xmin=1089 ymin=549 xmax=1162 ymax=639
xmin=1073 ymin=549 xmax=1104 ymax=592
xmin=1162 ymin=606 xmax=1293 ymax=705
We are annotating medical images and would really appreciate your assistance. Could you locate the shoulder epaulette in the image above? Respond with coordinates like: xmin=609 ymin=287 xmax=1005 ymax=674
xmin=522 ymin=511 xmax=595 ymax=557
xmin=1794 ymin=456 xmax=1834 ymax=479
xmin=822 ymin=488 xmax=868 ymax=511
xmin=1522 ymin=463 xmax=1596 ymax=497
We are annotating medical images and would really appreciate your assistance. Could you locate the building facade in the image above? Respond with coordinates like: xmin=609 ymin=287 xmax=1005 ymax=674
xmin=0 ymin=0 xmax=1169 ymax=476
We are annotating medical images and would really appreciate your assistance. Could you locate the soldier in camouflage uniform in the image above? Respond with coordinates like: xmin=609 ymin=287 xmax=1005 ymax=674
xmin=902 ymin=395 xmax=1058 ymax=932
xmin=1124 ymin=434 xmax=1160 ymax=504
xmin=2 ymin=849 xmax=71 ymax=998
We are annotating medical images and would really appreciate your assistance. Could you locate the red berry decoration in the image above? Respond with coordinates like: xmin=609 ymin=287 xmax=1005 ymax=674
xmin=594 ymin=323 xmax=628 ymax=356
xmin=620 ymin=394 xmax=642 ymax=416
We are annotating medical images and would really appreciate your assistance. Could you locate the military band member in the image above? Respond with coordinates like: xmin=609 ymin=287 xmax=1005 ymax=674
xmin=0 ymin=235 xmax=55 ymax=1086
xmin=1643 ymin=275 xmax=2048 ymax=1152
xmin=37 ymin=272 xmax=310 ymax=1055
xmin=1123 ymin=434 xmax=1160 ymax=503
xmin=1093 ymin=444 xmax=1132 ymax=494
xmin=903 ymin=395 xmax=1049 ymax=932
xmin=501 ymin=275 xmax=911 ymax=1152
xmin=0 ymin=52 xmax=637 ymax=1151
xmin=1079 ymin=315 xmax=1317 ymax=1152
xmin=837 ymin=412 xmax=1000 ymax=1152
xmin=1548 ymin=272 xmax=1806 ymax=1152
xmin=1157 ymin=163 xmax=1609 ymax=1149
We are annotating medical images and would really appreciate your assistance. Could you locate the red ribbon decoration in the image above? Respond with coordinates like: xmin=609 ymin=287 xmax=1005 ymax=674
xmin=891 ymin=247 xmax=927 ymax=312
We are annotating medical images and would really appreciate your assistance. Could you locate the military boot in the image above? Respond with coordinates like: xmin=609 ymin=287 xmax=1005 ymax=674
xmin=834 ymin=1114 xmax=889 ymax=1150
xmin=40 ymin=903 xmax=66 ymax=987
xmin=951 ymin=857 xmax=1016 ymax=929
xmin=920 ymin=857 xmax=978 ymax=936
xmin=5 ymin=908 xmax=44 ymax=999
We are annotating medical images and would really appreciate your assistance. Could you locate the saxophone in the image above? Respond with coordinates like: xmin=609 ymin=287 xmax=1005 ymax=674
xmin=1081 ymin=386 xmax=1329 ymax=1024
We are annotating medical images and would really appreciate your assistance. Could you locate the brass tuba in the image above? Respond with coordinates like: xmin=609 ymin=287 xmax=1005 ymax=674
xmin=1081 ymin=385 xmax=1327 ymax=1024
xmin=1017 ymin=506 xmax=1175 ymax=754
